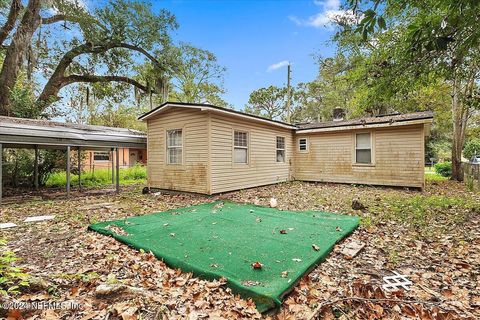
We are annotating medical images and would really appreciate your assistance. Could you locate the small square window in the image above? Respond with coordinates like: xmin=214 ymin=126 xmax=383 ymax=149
xmin=299 ymin=138 xmax=307 ymax=151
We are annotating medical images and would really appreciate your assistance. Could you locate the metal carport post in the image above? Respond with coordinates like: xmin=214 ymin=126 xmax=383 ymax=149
xmin=0 ymin=143 xmax=2 ymax=204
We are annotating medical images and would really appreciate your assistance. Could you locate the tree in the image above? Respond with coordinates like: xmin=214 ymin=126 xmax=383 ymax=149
xmin=342 ymin=0 xmax=480 ymax=180
xmin=244 ymin=86 xmax=288 ymax=120
xmin=135 ymin=43 xmax=228 ymax=107
xmin=168 ymin=44 xmax=227 ymax=105
xmin=294 ymin=53 xmax=357 ymax=122
xmin=0 ymin=0 xmax=177 ymax=116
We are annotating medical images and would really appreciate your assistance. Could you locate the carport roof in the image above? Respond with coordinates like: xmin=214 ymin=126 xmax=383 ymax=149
xmin=0 ymin=116 xmax=146 ymax=149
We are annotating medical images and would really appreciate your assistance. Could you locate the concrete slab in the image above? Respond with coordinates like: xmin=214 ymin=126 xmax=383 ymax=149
xmin=24 ymin=215 xmax=55 ymax=222
xmin=0 ymin=222 xmax=17 ymax=229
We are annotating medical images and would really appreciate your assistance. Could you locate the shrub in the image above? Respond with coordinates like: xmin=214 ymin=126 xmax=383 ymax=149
xmin=434 ymin=161 xmax=452 ymax=178
xmin=463 ymin=138 xmax=480 ymax=160
xmin=0 ymin=239 xmax=29 ymax=296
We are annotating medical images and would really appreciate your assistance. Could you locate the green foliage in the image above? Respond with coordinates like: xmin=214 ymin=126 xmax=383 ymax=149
xmin=463 ymin=138 xmax=480 ymax=160
xmin=434 ymin=162 xmax=452 ymax=178
xmin=2 ymin=149 xmax=64 ymax=187
xmin=88 ymin=104 xmax=147 ymax=131
xmin=244 ymin=86 xmax=288 ymax=120
xmin=45 ymin=165 xmax=146 ymax=188
xmin=0 ymin=239 xmax=29 ymax=296
xmin=426 ymin=139 xmax=451 ymax=162
xmin=293 ymin=53 xmax=357 ymax=122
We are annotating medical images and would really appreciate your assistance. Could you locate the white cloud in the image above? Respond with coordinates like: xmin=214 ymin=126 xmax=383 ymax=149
xmin=267 ymin=60 xmax=289 ymax=72
xmin=290 ymin=0 xmax=356 ymax=29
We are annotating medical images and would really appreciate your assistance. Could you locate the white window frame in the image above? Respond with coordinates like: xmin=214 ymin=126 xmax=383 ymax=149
xmin=298 ymin=138 xmax=308 ymax=152
xmin=233 ymin=130 xmax=249 ymax=165
xmin=276 ymin=136 xmax=286 ymax=163
xmin=166 ymin=129 xmax=183 ymax=165
xmin=354 ymin=132 xmax=373 ymax=165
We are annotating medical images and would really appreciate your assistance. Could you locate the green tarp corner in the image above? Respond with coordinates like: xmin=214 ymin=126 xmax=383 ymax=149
xmin=89 ymin=201 xmax=359 ymax=312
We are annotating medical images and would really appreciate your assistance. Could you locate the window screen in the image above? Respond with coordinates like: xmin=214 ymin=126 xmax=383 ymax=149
xmin=299 ymin=138 xmax=307 ymax=151
xmin=276 ymin=136 xmax=285 ymax=162
xmin=167 ymin=129 xmax=182 ymax=164
xmin=355 ymin=133 xmax=372 ymax=164
xmin=234 ymin=131 xmax=248 ymax=164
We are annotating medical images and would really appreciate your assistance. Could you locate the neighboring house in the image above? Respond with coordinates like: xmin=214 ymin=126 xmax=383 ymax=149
xmin=139 ymin=102 xmax=433 ymax=194
xmin=84 ymin=148 xmax=147 ymax=170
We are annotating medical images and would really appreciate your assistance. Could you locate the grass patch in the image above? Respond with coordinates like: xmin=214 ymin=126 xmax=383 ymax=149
xmin=46 ymin=165 xmax=146 ymax=188
xmin=369 ymin=194 xmax=479 ymax=235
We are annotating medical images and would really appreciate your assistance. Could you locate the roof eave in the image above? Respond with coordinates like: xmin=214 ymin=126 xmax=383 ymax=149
xmin=139 ymin=103 xmax=297 ymax=130
xmin=295 ymin=118 xmax=433 ymax=134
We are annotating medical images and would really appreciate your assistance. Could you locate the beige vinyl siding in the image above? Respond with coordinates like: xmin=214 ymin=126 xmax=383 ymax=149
xmin=210 ymin=113 xmax=294 ymax=194
xmin=293 ymin=124 xmax=425 ymax=188
xmin=146 ymin=108 xmax=209 ymax=193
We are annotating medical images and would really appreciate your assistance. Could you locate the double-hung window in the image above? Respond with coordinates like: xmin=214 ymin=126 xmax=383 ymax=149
xmin=355 ymin=133 xmax=372 ymax=164
xmin=234 ymin=131 xmax=248 ymax=164
xmin=276 ymin=136 xmax=285 ymax=162
xmin=167 ymin=129 xmax=182 ymax=164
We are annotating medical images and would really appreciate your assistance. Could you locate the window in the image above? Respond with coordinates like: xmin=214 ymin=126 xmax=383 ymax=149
xmin=299 ymin=138 xmax=308 ymax=151
xmin=276 ymin=136 xmax=285 ymax=162
xmin=167 ymin=129 xmax=182 ymax=164
xmin=355 ymin=133 xmax=372 ymax=164
xmin=234 ymin=130 xmax=248 ymax=164
xmin=94 ymin=151 xmax=110 ymax=161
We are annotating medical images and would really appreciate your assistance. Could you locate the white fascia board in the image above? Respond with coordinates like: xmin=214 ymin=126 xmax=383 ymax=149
xmin=295 ymin=118 xmax=433 ymax=134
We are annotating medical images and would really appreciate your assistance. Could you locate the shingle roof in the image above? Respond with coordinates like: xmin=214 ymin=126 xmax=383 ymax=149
xmin=296 ymin=111 xmax=434 ymax=131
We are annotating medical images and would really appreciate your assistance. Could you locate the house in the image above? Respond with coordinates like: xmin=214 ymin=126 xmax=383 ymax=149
xmin=139 ymin=102 xmax=433 ymax=194
xmin=83 ymin=148 xmax=147 ymax=170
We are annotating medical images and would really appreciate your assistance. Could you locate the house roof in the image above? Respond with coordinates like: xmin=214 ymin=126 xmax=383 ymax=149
xmin=138 ymin=102 xmax=297 ymax=130
xmin=0 ymin=116 xmax=146 ymax=149
xmin=296 ymin=111 xmax=434 ymax=132
xmin=138 ymin=102 xmax=433 ymax=133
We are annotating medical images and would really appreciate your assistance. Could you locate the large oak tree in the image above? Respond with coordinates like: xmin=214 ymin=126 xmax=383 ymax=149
xmin=0 ymin=0 xmax=177 ymax=116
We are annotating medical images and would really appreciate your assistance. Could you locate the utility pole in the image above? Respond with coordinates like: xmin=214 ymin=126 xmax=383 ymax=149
xmin=286 ymin=63 xmax=292 ymax=123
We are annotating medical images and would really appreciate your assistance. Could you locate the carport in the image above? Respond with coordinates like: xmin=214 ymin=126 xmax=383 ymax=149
xmin=0 ymin=116 xmax=146 ymax=204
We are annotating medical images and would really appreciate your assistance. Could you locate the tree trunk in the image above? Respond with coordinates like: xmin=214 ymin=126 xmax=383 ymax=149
xmin=451 ymin=75 xmax=467 ymax=182
xmin=0 ymin=0 xmax=41 ymax=116
xmin=0 ymin=0 xmax=23 ymax=46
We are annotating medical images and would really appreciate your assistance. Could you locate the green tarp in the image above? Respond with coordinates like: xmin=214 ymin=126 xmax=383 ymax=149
xmin=89 ymin=201 xmax=359 ymax=312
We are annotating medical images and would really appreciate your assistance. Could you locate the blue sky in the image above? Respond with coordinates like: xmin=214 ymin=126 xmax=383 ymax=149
xmin=155 ymin=0 xmax=340 ymax=109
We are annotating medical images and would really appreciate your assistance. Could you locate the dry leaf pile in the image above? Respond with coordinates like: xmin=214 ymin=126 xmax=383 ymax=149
xmin=0 ymin=179 xmax=478 ymax=319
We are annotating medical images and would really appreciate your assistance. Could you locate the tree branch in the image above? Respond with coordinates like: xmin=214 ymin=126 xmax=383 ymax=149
xmin=0 ymin=0 xmax=22 ymax=46
xmin=41 ymin=14 xmax=89 ymax=25
xmin=64 ymin=74 xmax=155 ymax=93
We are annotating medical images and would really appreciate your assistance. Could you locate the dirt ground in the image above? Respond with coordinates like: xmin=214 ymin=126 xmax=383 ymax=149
xmin=0 ymin=179 xmax=479 ymax=319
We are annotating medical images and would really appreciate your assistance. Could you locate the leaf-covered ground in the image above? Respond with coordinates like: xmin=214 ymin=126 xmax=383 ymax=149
xmin=0 ymin=179 xmax=479 ymax=319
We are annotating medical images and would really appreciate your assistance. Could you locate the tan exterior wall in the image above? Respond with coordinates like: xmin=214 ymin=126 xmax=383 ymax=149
xmin=293 ymin=124 xmax=425 ymax=188
xmin=146 ymin=108 xmax=209 ymax=194
xmin=209 ymin=113 xmax=294 ymax=194
xmin=83 ymin=148 xmax=146 ymax=170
